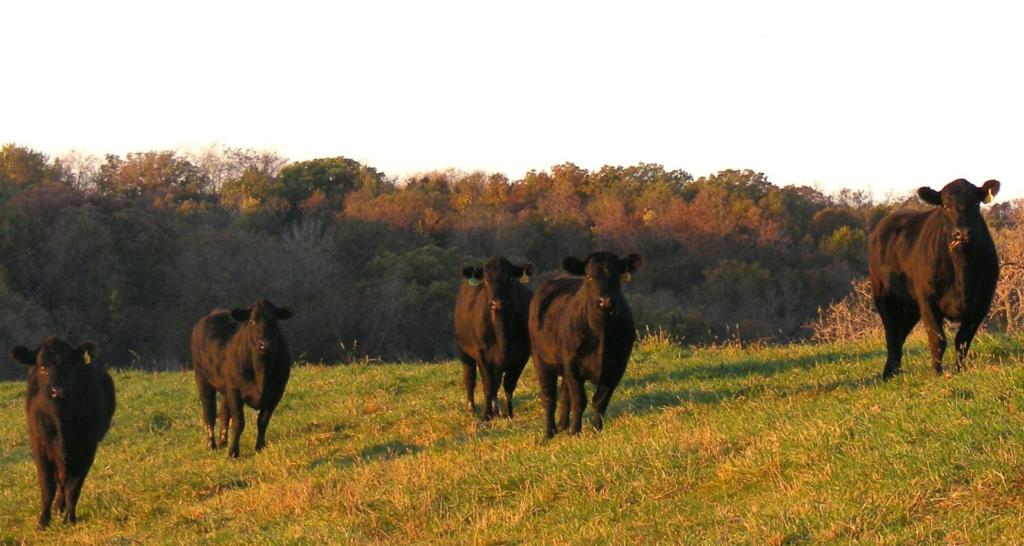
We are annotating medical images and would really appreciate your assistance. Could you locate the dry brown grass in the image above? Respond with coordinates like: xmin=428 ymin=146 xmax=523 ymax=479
xmin=807 ymin=278 xmax=885 ymax=343
xmin=990 ymin=217 xmax=1024 ymax=334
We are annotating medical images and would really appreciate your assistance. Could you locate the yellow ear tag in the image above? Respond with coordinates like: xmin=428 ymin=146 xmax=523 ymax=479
xmin=622 ymin=272 xmax=632 ymax=283
xmin=520 ymin=271 xmax=530 ymax=284
xmin=83 ymin=352 xmax=92 ymax=365
xmin=983 ymin=188 xmax=994 ymax=204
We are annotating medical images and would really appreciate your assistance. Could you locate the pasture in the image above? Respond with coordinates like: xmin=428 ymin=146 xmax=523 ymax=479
xmin=3 ymin=336 xmax=1024 ymax=544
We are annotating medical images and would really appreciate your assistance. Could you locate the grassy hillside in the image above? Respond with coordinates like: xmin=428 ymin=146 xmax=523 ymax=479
xmin=2 ymin=336 xmax=1024 ymax=544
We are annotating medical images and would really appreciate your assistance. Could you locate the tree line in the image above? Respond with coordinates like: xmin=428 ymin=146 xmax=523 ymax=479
xmin=1 ymin=143 xmax=1019 ymax=378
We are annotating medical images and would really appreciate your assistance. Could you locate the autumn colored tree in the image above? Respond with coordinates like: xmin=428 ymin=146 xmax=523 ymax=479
xmin=5 ymin=141 xmax=1009 ymax=368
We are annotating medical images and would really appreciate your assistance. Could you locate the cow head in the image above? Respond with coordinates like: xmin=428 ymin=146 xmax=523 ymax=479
xmin=231 ymin=300 xmax=293 ymax=355
xmin=464 ymin=257 xmax=534 ymax=316
xmin=10 ymin=337 xmax=97 ymax=401
xmin=918 ymin=179 xmax=1000 ymax=252
xmin=562 ymin=251 xmax=643 ymax=315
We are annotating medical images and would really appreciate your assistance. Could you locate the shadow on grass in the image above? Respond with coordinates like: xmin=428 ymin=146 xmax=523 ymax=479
xmin=605 ymin=345 xmax=891 ymax=420
xmin=360 ymin=441 xmax=421 ymax=460
xmin=614 ymin=376 xmax=881 ymax=418
xmin=0 ymin=445 xmax=31 ymax=468
xmin=197 ymin=477 xmax=251 ymax=500
xmin=623 ymin=347 xmax=886 ymax=389
xmin=309 ymin=440 xmax=424 ymax=471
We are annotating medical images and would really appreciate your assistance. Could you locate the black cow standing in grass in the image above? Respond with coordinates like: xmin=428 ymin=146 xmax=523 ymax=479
xmin=868 ymin=179 xmax=1001 ymax=379
xmin=529 ymin=251 xmax=643 ymax=438
xmin=455 ymin=257 xmax=534 ymax=420
xmin=191 ymin=299 xmax=294 ymax=458
xmin=10 ymin=337 xmax=115 ymax=528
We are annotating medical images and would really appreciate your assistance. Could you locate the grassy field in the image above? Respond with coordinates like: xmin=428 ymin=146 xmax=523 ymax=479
xmin=3 ymin=336 xmax=1024 ymax=544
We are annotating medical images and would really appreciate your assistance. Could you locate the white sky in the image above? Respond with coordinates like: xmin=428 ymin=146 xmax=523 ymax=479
xmin=2 ymin=0 xmax=1021 ymax=199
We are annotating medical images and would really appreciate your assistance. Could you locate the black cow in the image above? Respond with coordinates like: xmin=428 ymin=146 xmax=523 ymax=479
xmin=10 ymin=337 xmax=115 ymax=528
xmin=191 ymin=299 xmax=294 ymax=458
xmin=455 ymin=257 xmax=534 ymax=420
xmin=529 ymin=251 xmax=643 ymax=438
xmin=868 ymin=178 xmax=1001 ymax=379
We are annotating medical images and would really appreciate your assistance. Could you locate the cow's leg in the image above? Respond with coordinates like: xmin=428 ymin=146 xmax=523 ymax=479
xmin=918 ymin=302 xmax=947 ymax=376
xmin=876 ymin=297 xmax=919 ymax=380
xmin=501 ymin=363 xmax=526 ymax=419
xmin=196 ymin=375 xmax=218 ymax=449
xmin=54 ymin=482 xmax=65 ymax=513
xmin=590 ymin=385 xmax=612 ymax=431
xmin=62 ymin=474 xmax=84 ymax=524
xmin=536 ymin=365 xmax=559 ymax=439
xmin=226 ymin=390 xmax=245 ymax=458
xmin=478 ymin=361 xmax=498 ymax=421
xmin=487 ymin=371 xmax=501 ymax=419
xmin=591 ymin=384 xmax=620 ymax=431
xmin=218 ymin=397 xmax=231 ymax=449
xmin=565 ymin=371 xmax=588 ymax=435
xmin=592 ymin=365 xmax=627 ymax=430
xmin=953 ymin=319 xmax=983 ymax=372
xmin=556 ymin=380 xmax=571 ymax=432
xmin=255 ymin=401 xmax=279 ymax=451
xmin=460 ymin=353 xmax=477 ymax=414
xmin=35 ymin=458 xmax=56 ymax=528
xmin=62 ymin=444 xmax=96 ymax=525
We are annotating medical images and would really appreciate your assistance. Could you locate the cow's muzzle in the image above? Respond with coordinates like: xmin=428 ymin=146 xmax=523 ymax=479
xmin=950 ymin=229 xmax=970 ymax=250
xmin=596 ymin=297 xmax=615 ymax=314
xmin=48 ymin=386 xmax=64 ymax=399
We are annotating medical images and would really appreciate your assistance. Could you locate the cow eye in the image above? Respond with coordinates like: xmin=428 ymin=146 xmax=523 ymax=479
xmin=585 ymin=274 xmax=592 ymax=280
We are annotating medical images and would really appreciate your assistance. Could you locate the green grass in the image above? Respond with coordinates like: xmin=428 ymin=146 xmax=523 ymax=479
xmin=2 ymin=336 xmax=1024 ymax=544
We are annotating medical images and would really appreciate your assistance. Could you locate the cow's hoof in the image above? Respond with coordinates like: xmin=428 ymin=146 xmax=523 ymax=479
xmin=881 ymin=369 xmax=901 ymax=381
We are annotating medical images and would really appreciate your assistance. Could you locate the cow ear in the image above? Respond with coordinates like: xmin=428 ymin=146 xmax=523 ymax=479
xmin=622 ymin=253 xmax=644 ymax=273
xmin=77 ymin=342 xmax=98 ymax=365
xmin=230 ymin=308 xmax=251 ymax=322
xmin=562 ymin=256 xmax=586 ymax=276
xmin=10 ymin=346 xmax=37 ymax=366
xmin=514 ymin=262 xmax=535 ymax=283
xmin=275 ymin=306 xmax=294 ymax=320
xmin=917 ymin=187 xmax=942 ymax=206
xmin=979 ymin=179 xmax=1001 ymax=204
